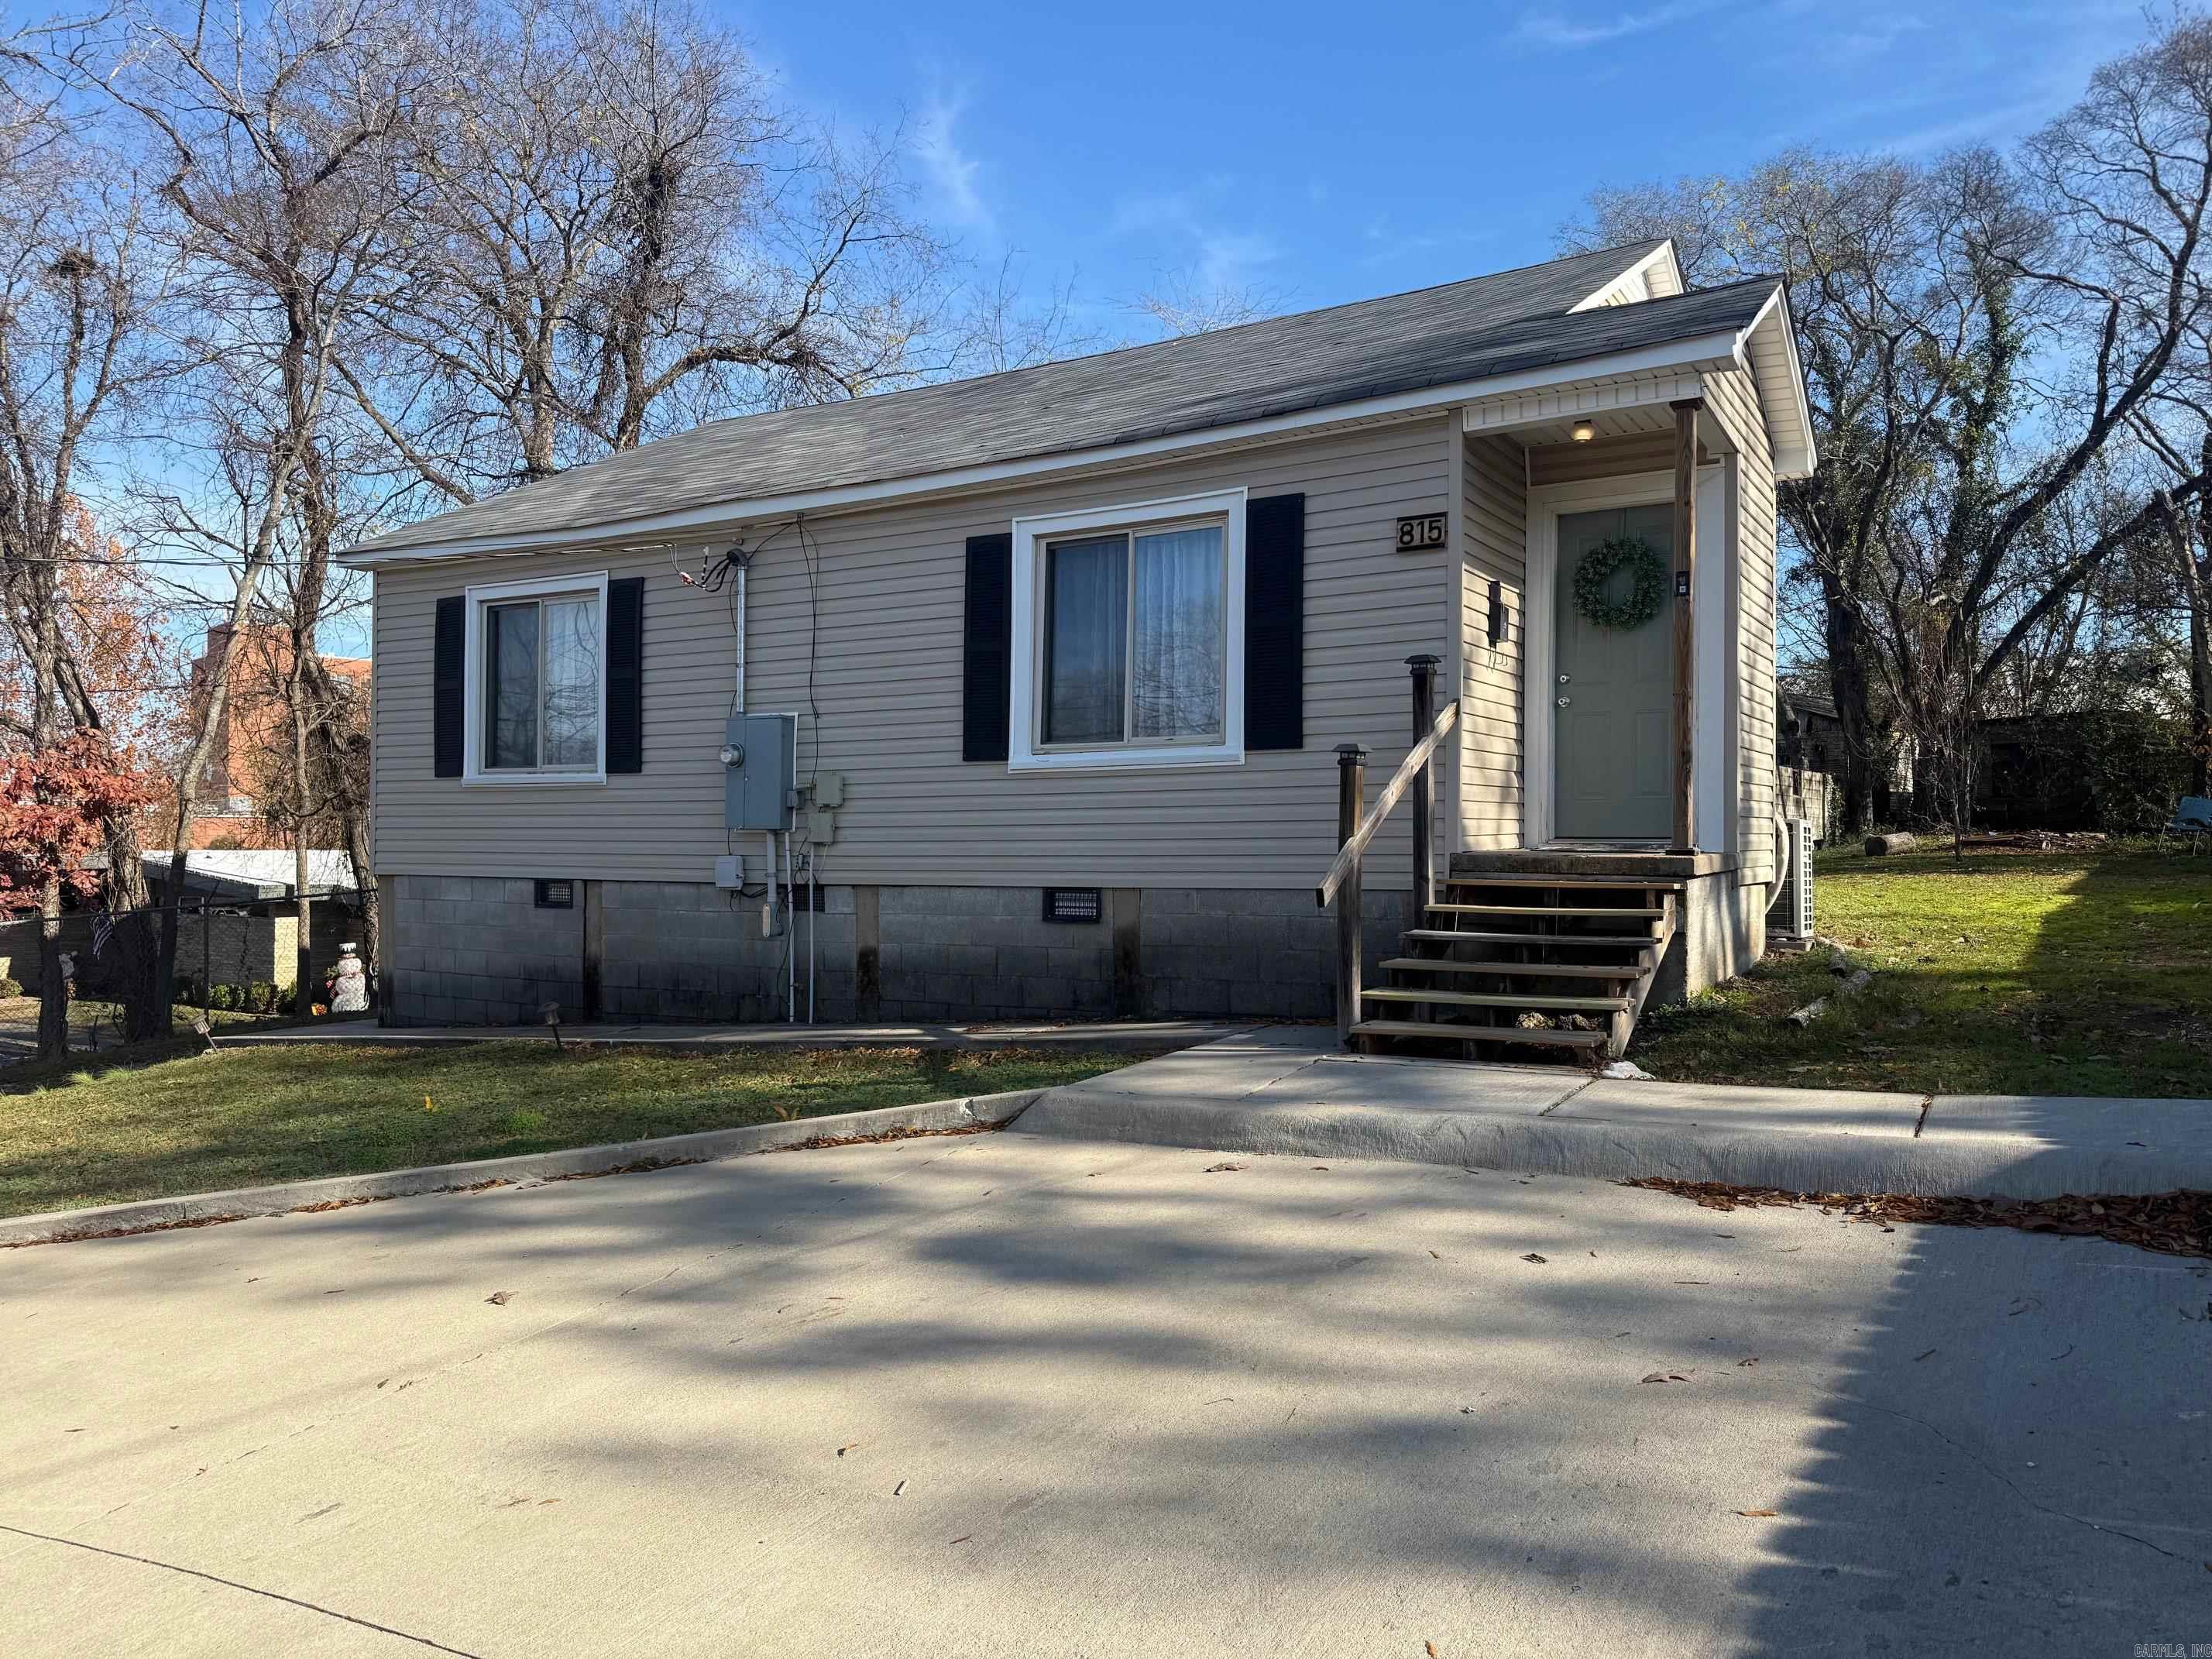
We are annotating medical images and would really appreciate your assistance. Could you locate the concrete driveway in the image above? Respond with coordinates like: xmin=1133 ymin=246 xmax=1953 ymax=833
xmin=2 ymin=1132 xmax=2206 ymax=1657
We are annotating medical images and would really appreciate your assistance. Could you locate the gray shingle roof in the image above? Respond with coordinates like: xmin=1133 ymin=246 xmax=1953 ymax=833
xmin=352 ymin=243 xmax=1781 ymax=558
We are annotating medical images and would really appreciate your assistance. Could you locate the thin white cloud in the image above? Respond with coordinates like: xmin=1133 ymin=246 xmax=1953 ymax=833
xmin=1108 ymin=185 xmax=1277 ymax=287
xmin=915 ymin=90 xmax=991 ymax=234
xmin=1513 ymin=0 xmax=1725 ymax=49
xmin=1872 ymin=96 xmax=2051 ymax=154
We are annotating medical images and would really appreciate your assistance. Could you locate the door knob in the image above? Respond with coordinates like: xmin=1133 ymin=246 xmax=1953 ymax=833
xmin=1556 ymin=696 xmax=1571 ymax=708
xmin=1558 ymin=674 xmax=1570 ymax=685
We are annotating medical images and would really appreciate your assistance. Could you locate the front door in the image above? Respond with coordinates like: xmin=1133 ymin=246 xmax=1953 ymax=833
xmin=1553 ymin=503 xmax=1674 ymax=842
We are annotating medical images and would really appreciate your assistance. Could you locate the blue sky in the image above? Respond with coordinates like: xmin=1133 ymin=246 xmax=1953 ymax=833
xmin=740 ymin=0 xmax=2149 ymax=332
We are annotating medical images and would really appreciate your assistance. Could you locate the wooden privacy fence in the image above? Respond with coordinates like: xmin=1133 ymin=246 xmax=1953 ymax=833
xmin=1315 ymin=654 xmax=1458 ymax=1041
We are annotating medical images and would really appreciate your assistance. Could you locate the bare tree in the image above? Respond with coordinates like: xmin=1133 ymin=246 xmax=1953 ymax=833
xmin=88 ymin=0 xmax=430 ymax=1023
xmin=957 ymin=252 xmax=1107 ymax=373
xmin=1129 ymin=264 xmax=1281 ymax=338
xmin=343 ymin=0 xmax=955 ymax=510
xmin=1565 ymin=10 xmax=2212 ymax=829
xmin=0 ymin=68 xmax=183 ymax=1049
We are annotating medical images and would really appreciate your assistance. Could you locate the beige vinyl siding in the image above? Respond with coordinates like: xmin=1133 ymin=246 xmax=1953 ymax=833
xmin=1701 ymin=365 xmax=1779 ymax=884
xmin=1458 ymin=432 xmax=1527 ymax=848
xmin=371 ymin=417 xmax=1453 ymax=890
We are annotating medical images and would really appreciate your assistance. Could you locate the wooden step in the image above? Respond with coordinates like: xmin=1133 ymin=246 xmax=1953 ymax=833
xmin=1351 ymin=1018 xmax=1609 ymax=1050
xmin=1403 ymin=929 xmax=1656 ymax=950
xmin=1379 ymin=957 xmax=1637 ymax=980
xmin=1443 ymin=874 xmax=1686 ymax=890
xmin=1361 ymin=987 xmax=1631 ymax=1012
xmin=1427 ymin=903 xmax=1665 ymax=919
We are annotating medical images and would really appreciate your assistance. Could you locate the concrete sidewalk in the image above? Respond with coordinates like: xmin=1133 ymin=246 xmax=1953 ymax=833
xmin=1012 ymin=1026 xmax=2212 ymax=1198
xmin=218 ymin=1016 xmax=1249 ymax=1053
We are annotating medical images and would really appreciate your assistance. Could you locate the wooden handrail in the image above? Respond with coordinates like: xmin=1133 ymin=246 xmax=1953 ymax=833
xmin=1315 ymin=698 xmax=1458 ymax=908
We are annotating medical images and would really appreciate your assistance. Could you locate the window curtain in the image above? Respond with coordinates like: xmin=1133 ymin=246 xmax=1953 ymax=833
xmin=1132 ymin=526 xmax=1224 ymax=739
xmin=1045 ymin=535 xmax=1127 ymax=744
xmin=541 ymin=597 xmax=599 ymax=767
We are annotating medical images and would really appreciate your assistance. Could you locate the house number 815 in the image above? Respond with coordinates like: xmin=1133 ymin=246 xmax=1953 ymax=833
xmin=1395 ymin=513 xmax=1446 ymax=551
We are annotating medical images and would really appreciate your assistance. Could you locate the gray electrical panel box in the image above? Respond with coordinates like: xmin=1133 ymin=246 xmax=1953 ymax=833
xmin=723 ymin=713 xmax=796 ymax=831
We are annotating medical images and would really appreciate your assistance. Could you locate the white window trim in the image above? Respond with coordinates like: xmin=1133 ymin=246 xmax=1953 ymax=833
xmin=1008 ymin=488 xmax=1247 ymax=774
xmin=1523 ymin=470 xmax=1729 ymax=848
xmin=462 ymin=568 xmax=611 ymax=786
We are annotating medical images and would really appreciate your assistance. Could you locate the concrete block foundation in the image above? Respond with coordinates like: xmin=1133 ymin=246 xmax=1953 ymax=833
xmin=386 ymin=877 xmax=1413 ymax=1027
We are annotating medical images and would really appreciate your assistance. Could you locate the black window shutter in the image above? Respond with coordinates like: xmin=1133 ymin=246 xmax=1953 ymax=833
xmin=962 ymin=532 xmax=1013 ymax=762
xmin=1244 ymin=492 xmax=1305 ymax=750
xmin=606 ymin=575 xmax=644 ymax=774
xmin=433 ymin=595 xmax=465 ymax=778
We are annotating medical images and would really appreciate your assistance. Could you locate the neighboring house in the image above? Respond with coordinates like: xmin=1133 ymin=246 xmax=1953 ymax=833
xmin=180 ymin=625 xmax=370 ymax=850
xmin=1778 ymin=689 xmax=1915 ymax=828
xmin=1777 ymin=690 xmax=1843 ymax=843
xmin=6 ymin=850 xmax=361 ymax=999
xmin=1975 ymin=709 xmax=2189 ymax=832
xmin=340 ymin=238 xmax=1816 ymax=1056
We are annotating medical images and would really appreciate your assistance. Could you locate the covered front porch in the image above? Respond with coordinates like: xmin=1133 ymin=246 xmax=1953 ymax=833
xmin=1319 ymin=323 xmax=1803 ymax=1059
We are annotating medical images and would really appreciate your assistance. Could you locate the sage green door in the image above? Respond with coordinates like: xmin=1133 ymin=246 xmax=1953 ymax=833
xmin=1553 ymin=504 xmax=1674 ymax=841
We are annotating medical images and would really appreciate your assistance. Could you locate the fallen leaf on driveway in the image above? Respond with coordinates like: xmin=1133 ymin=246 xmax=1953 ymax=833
xmin=1640 ymin=1372 xmax=1691 ymax=1384
xmin=1204 ymin=1163 xmax=1245 ymax=1173
xmin=1736 ymin=1357 xmax=1759 ymax=1367
xmin=836 ymin=1443 xmax=863 ymax=1457
xmin=485 ymin=1291 xmax=512 ymax=1306
xmin=1736 ymin=1508 xmax=1778 ymax=1517
xmin=1520 ymin=1252 xmax=1547 ymax=1264
xmin=1427 ymin=1644 xmax=1440 ymax=1657
xmin=1427 ymin=1250 xmax=1440 ymax=1259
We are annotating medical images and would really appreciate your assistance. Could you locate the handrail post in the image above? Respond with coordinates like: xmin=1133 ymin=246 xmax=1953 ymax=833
xmin=1406 ymin=654 xmax=1439 ymax=916
xmin=1334 ymin=744 xmax=1369 ymax=1045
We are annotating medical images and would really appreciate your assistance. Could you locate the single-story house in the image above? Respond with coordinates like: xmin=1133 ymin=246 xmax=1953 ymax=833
xmin=340 ymin=237 xmax=1815 ymax=1058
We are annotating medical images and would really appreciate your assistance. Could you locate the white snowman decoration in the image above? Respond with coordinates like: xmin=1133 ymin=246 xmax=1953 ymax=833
xmin=329 ymin=943 xmax=370 ymax=1013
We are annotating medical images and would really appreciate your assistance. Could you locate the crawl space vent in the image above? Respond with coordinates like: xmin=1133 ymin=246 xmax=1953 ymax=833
xmin=1042 ymin=887 xmax=1102 ymax=925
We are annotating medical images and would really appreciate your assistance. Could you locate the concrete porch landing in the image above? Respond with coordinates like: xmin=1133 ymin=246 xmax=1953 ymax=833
xmin=1012 ymin=1027 xmax=2212 ymax=1199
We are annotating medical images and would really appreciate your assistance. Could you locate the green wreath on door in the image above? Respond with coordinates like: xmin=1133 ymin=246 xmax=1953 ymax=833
xmin=1571 ymin=535 xmax=1668 ymax=630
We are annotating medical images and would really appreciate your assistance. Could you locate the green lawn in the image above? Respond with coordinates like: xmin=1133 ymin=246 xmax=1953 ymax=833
xmin=0 ymin=1041 xmax=1152 ymax=1219
xmin=1630 ymin=843 xmax=2212 ymax=1097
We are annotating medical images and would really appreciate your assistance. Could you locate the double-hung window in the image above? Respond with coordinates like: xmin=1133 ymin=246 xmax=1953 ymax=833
xmin=463 ymin=571 xmax=609 ymax=782
xmin=1010 ymin=490 xmax=1246 ymax=771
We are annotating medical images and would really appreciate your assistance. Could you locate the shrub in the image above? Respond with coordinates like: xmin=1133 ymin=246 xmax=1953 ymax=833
xmin=246 ymin=981 xmax=276 ymax=1013
xmin=0 ymin=975 xmax=22 ymax=998
xmin=210 ymin=983 xmax=238 ymax=1011
xmin=170 ymin=974 xmax=198 ymax=1005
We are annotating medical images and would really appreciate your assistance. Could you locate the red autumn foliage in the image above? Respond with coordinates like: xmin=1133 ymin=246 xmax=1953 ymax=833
xmin=0 ymin=734 xmax=162 ymax=911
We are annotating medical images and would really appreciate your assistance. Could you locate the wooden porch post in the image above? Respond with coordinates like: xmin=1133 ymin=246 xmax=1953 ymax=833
xmin=1334 ymin=743 xmax=1368 ymax=1043
xmin=1406 ymin=654 xmax=1439 ymax=913
xmin=1670 ymin=397 xmax=1702 ymax=853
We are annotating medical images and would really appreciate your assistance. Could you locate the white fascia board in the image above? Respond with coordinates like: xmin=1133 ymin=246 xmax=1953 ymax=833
xmin=338 ymin=326 xmax=1754 ymax=569
xmin=1565 ymin=240 xmax=1682 ymax=312
xmin=1738 ymin=284 xmax=1819 ymax=480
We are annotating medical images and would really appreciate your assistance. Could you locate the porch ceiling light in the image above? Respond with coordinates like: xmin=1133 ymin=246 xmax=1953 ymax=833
xmin=1570 ymin=419 xmax=1596 ymax=443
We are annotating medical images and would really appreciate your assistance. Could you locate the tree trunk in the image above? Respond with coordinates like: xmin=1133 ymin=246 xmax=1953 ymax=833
xmin=1828 ymin=625 xmax=1880 ymax=835
xmin=36 ymin=875 xmax=65 ymax=1060
xmin=2180 ymin=514 xmax=2212 ymax=796
xmin=293 ymin=692 xmax=313 ymax=1010
xmin=101 ymin=817 xmax=167 ymax=1042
